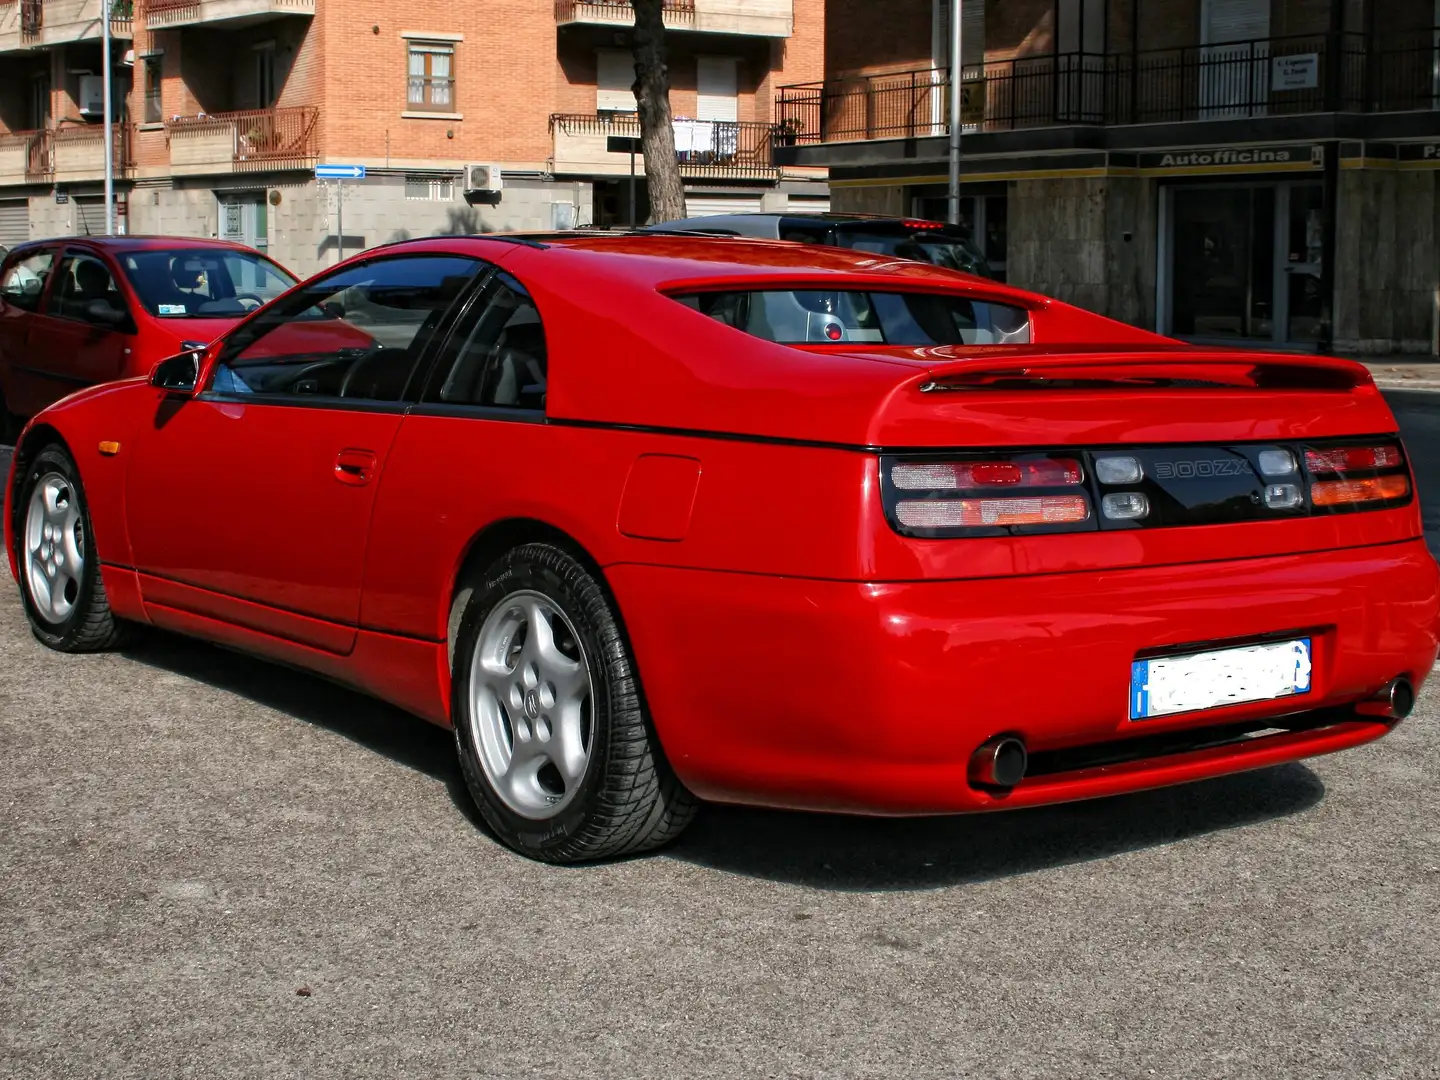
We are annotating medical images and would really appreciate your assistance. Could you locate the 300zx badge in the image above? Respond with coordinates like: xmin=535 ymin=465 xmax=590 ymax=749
xmin=1155 ymin=458 xmax=1255 ymax=479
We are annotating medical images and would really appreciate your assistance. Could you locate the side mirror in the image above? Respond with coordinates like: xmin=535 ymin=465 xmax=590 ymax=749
xmin=151 ymin=349 xmax=201 ymax=394
xmin=86 ymin=299 xmax=128 ymax=327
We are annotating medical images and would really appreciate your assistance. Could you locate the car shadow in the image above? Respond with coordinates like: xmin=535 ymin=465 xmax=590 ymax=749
xmin=666 ymin=764 xmax=1325 ymax=891
xmin=120 ymin=627 xmax=1326 ymax=890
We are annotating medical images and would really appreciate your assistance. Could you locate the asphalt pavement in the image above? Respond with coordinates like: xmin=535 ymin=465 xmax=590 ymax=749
xmin=3 ymin=392 xmax=1440 ymax=1078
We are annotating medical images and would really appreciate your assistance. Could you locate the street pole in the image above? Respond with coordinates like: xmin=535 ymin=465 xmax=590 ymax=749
xmin=336 ymin=180 xmax=344 ymax=264
xmin=101 ymin=0 xmax=114 ymax=235
xmin=947 ymin=0 xmax=963 ymax=226
xmin=628 ymin=146 xmax=637 ymax=228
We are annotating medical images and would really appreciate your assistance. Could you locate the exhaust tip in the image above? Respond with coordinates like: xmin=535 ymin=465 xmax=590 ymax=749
xmin=1356 ymin=677 xmax=1415 ymax=721
xmin=969 ymin=736 xmax=1028 ymax=790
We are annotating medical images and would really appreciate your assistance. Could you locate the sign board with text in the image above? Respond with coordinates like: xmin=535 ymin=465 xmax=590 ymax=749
xmin=1272 ymin=53 xmax=1319 ymax=90
xmin=1138 ymin=144 xmax=1322 ymax=173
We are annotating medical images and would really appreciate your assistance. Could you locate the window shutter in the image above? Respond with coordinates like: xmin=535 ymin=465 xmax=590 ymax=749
xmin=1203 ymin=0 xmax=1269 ymax=44
xmin=934 ymin=0 xmax=984 ymax=69
xmin=695 ymin=56 xmax=739 ymax=122
xmin=596 ymin=49 xmax=636 ymax=111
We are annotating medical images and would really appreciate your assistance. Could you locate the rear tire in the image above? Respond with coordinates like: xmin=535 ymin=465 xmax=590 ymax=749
xmin=15 ymin=444 xmax=130 ymax=653
xmin=452 ymin=542 xmax=698 ymax=863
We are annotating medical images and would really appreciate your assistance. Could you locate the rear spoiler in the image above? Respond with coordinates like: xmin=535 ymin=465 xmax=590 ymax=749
xmin=912 ymin=350 xmax=1372 ymax=393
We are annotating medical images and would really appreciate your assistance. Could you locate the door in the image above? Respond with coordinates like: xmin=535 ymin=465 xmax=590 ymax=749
xmin=1200 ymin=0 xmax=1270 ymax=116
xmin=21 ymin=250 xmax=135 ymax=410
xmin=218 ymin=194 xmax=267 ymax=252
xmin=932 ymin=0 xmax=986 ymax=132
xmin=124 ymin=252 xmax=488 ymax=652
xmin=0 ymin=200 xmax=28 ymax=250
xmin=0 ymin=245 xmax=57 ymax=417
xmin=1166 ymin=185 xmax=1276 ymax=342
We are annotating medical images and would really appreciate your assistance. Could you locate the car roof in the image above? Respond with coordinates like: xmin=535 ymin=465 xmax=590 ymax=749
xmin=3 ymin=235 xmax=264 ymax=256
xmin=371 ymin=230 xmax=1023 ymax=298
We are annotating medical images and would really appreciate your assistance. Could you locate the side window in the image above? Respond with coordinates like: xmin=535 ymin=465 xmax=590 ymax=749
xmin=210 ymin=254 xmax=484 ymax=402
xmin=48 ymin=254 xmax=129 ymax=327
xmin=426 ymin=273 xmax=547 ymax=411
xmin=0 ymin=250 xmax=55 ymax=313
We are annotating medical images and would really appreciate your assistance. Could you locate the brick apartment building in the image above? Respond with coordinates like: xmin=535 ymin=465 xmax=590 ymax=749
xmin=0 ymin=0 xmax=827 ymax=276
xmin=778 ymin=0 xmax=1440 ymax=354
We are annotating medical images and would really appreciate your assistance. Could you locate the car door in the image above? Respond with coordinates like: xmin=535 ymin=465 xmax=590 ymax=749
xmin=0 ymin=245 xmax=60 ymax=418
xmin=124 ymin=252 xmax=489 ymax=654
xmin=23 ymin=249 xmax=136 ymax=410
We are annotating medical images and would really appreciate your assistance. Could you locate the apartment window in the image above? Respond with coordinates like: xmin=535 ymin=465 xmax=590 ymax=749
xmin=143 ymin=55 xmax=162 ymax=124
xmin=596 ymin=49 xmax=636 ymax=112
xmin=405 ymin=175 xmax=454 ymax=201
xmin=408 ymin=42 xmax=454 ymax=111
xmin=254 ymin=42 xmax=277 ymax=109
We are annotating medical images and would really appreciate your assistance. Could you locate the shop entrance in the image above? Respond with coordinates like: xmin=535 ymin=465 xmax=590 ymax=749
xmin=1160 ymin=180 xmax=1324 ymax=346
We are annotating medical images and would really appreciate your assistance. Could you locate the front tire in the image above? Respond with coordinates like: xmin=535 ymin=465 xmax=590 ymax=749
xmin=452 ymin=542 xmax=697 ymax=863
xmin=15 ymin=444 xmax=129 ymax=653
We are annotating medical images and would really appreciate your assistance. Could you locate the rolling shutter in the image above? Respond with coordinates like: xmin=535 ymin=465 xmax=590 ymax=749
xmin=0 ymin=200 xmax=28 ymax=249
xmin=1203 ymin=0 xmax=1269 ymax=44
xmin=934 ymin=0 xmax=985 ymax=69
xmin=696 ymin=56 xmax=739 ymax=122
xmin=596 ymin=49 xmax=636 ymax=112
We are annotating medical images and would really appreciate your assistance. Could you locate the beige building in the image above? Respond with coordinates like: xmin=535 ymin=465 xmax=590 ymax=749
xmin=0 ymin=0 xmax=828 ymax=276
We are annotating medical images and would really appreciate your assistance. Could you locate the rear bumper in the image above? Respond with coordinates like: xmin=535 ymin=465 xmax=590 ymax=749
xmin=608 ymin=539 xmax=1440 ymax=814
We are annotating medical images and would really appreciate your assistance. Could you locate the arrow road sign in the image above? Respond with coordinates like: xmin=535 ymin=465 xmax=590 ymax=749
xmin=315 ymin=164 xmax=367 ymax=180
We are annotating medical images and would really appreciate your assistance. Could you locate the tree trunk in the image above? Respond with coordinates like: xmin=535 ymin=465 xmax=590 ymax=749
xmin=630 ymin=0 xmax=686 ymax=224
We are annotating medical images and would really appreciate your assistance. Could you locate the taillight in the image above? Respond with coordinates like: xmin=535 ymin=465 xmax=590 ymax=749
xmin=1302 ymin=439 xmax=1410 ymax=513
xmin=883 ymin=454 xmax=1094 ymax=537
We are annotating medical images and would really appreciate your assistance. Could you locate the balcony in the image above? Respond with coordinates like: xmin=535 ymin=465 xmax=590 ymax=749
xmin=0 ymin=129 xmax=53 ymax=185
xmin=142 ymin=0 xmax=314 ymax=31
xmin=555 ymin=0 xmax=792 ymax=39
xmin=163 ymin=106 xmax=318 ymax=174
xmin=11 ymin=0 xmax=134 ymax=48
xmin=779 ymin=31 xmax=1437 ymax=143
xmin=550 ymin=112 xmax=782 ymax=180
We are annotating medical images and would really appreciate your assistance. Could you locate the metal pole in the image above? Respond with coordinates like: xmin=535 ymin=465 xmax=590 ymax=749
xmin=336 ymin=180 xmax=344 ymax=264
xmin=628 ymin=147 xmax=637 ymax=227
xmin=947 ymin=0 xmax=963 ymax=225
xmin=102 ymin=0 xmax=114 ymax=235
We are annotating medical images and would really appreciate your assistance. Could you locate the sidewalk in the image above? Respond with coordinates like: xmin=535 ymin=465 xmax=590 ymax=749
xmin=1357 ymin=357 xmax=1440 ymax=391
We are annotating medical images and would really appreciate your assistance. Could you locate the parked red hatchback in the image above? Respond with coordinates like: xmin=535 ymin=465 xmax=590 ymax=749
xmin=0 ymin=236 xmax=296 ymax=436
xmin=5 ymin=232 xmax=1437 ymax=863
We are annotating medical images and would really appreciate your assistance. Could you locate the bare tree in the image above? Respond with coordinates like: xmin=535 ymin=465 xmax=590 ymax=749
xmin=629 ymin=0 xmax=686 ymax=223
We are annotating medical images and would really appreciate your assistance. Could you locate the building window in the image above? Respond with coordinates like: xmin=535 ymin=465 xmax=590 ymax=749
xmin=143 ymin=56 xmax=162 ymax=124
xmin=408 ymin=42 xmax=454 ymax=111
xmin=254 ymin=42 xmax=277 ymax=109
xmin=405 ymin=175 xmax=454 ymax=201
xmin=596 ymin=49 xmax=636 ymax=112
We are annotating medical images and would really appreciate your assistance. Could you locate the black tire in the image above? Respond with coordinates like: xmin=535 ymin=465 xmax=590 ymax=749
xmin=452 ymin=542 xmax=698 ymax=863
xmin=14 ymin=444 xmax=130 ymax=653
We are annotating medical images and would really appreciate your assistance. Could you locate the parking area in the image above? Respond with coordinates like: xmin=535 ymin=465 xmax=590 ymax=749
xmin=2 ymin=586 xmax=1439 ymax=1077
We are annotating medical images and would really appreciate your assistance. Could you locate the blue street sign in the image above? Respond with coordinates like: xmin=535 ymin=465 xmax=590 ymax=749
xmin=315 ymin=164 xmax=366 ymax=180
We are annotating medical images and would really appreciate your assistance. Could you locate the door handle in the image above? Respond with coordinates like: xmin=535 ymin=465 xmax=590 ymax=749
xmin=334 ymin=449 xmax=377 ymax=487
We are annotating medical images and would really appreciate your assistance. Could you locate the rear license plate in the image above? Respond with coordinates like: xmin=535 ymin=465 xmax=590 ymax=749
xmin=1130 ymin=638 xmax=1312 ymax=720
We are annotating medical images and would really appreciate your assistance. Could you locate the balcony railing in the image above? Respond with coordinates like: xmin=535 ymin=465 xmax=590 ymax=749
xmin=779 ymin=31 xmax=1438 ymax=143
xmin=0 ymin=129 xmax=55 ymax=184
xmin=11 ymin=0 xmax=134 ymax=44
xmin=555 ymin=0 xmax=696 ymax=30
xmin=142 ymin=0 xmax=314 ymax=31
xmin=550 ymin=112 xmax=781 ymax=180
xmin=51 ymin=123 xmax=134 ymax=183
xmin=163 ymin=106 xmax=318 ymax=174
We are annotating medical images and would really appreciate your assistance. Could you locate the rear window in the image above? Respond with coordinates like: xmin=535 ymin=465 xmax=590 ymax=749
xmin=832 ymin=228 xmax=988 ymax=277
xmin=673 ymin=289 xmax=1031 ymax=346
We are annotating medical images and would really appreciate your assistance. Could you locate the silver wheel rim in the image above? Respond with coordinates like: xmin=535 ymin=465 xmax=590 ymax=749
xmin=468 ymin=590 xmax=595 ymax=820
xmin=23 ymin=471 xmax=84 ymax=625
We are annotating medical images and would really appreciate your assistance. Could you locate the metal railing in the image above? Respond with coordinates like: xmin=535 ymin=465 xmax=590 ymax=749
xmin=554 ymin=0 xmax=696 ymax=25
xmin=779 ymin=31 xmax=1440 ymax=142
xmin=0 ymin=128 xmax=55 ymax=180
xmin=550 ymin=112 xmax=781 ymax=179
xmin=164 ymin=106 xmax=318 ymax=171
xmin=142 ymin=0 xmax=311 ymax=25
xmin=52 ymin=123 xmax=135 ymax=177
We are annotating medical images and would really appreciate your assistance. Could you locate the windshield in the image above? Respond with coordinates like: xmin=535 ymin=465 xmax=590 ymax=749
xmin=673 ymin=289 xmax=1031 ymax=345
xmin=832 ymin=228 xmax=989 ymax=276
xmin=119 ymin=248 xmax=296 ymax=319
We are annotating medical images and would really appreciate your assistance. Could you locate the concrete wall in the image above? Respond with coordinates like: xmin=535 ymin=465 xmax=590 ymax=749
xmin=829 ymin=182 xmax=906 ymax=216
xmin=1335 ymin=167 xmax=1438 ymax=355
xmin=1006 ymin=175 xmax=1156 ymax=326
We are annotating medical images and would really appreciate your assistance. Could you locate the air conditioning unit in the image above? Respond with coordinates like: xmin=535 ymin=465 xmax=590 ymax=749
xmin=78 ymin=76 xmax=106 ymax=117
xmin=464 ymin=164 xmax=503 ymax=194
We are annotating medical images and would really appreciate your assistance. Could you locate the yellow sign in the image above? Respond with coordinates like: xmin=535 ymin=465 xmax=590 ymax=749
xmin=961 ymin=79 xmax=986 ymax=128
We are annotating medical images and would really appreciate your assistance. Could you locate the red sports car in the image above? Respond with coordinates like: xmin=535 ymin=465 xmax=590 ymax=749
xmin=5 ymin=233 xmax=1436 ymax=863
xmin=0 ymin=235 xmax=296 ymax=436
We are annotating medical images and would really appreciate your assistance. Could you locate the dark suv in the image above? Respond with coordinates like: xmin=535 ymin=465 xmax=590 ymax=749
xmin=644 ymin=212 xmax=991 ymax=277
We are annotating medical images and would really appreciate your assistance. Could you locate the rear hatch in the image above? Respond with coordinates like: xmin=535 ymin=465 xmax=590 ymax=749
xmin=859 ymin=347 xmax=1421 ymax=579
